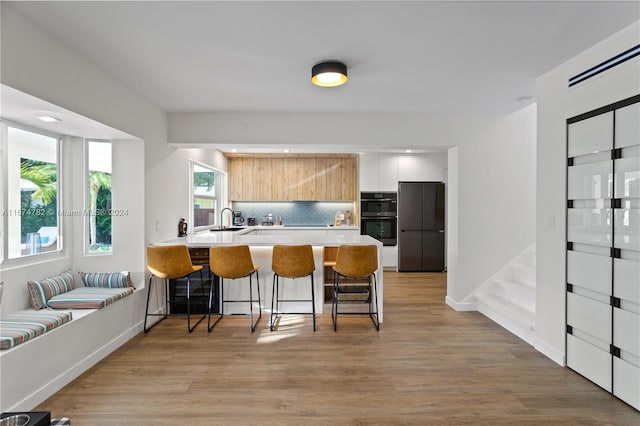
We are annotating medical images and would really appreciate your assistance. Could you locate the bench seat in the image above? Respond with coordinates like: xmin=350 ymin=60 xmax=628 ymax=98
xmin=47 ymin=287 xmax=134 ymax=309
xmin=0 ymin=311 xmax=73 ymax=350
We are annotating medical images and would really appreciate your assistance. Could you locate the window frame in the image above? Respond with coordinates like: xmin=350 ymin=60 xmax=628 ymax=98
xmin=1 ymin=119 xmax=63 ymax=264
xmin=189 ymin=160 xmax=227 ymax=232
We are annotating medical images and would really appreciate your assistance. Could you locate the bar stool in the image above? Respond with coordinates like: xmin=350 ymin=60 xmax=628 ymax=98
xmin=144 ymin=245 xmax=206 ymax=333
xmin=270 ymin=244 xmax=316 ymax=331
xmin=332 ymin=245 xmax=380 ymax=331
xmin=208 ymin=245 xmax=262 ymax=332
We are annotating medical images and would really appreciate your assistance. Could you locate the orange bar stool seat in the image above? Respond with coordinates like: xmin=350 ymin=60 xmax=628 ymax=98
xmin=270 ymin=244 xmax=317 ymax=331
xmin=208 ymin=245 xmax=262 ymax=332
xmin=144 ymin=245 xmax=206 ymax=333
xmin=332 ymin=245 xmax=380 ymax=331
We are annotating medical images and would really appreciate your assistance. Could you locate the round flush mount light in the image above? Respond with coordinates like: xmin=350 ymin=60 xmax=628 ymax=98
xmin=311 ymin=61 xmax=348 ymax=87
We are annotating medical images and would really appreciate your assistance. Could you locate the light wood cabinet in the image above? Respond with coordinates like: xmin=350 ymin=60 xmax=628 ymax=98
xmin=228 ymin=157 xmax=244 ymax=201
xmin=270 ymin=158 xmax=287 ymax=201
xmin=227 ymin=154 xmax=357 ymax=201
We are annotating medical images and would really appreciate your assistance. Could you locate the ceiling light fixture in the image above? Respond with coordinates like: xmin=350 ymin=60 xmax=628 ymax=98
xmin=37 ymin=115 xmax=61 ymax=122
xmin=311 ymin=61 xmax=348 ymax=87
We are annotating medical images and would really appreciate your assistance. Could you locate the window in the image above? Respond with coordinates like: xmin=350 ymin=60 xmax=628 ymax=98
xmin=4 ymin=125 xmax=60 ymax=259
xmin=190 ymin=161 xmax=225 ymax=230
xmin=87 ymin=141 xmax=112 ymax=254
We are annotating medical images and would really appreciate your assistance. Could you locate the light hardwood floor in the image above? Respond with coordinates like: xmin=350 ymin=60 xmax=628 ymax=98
xmin=37 ymin=272 xmax=638 ymax=425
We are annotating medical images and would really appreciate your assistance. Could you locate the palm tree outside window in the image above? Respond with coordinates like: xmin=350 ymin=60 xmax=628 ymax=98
xmin=87 ymin=141 xmax=112 ymax=254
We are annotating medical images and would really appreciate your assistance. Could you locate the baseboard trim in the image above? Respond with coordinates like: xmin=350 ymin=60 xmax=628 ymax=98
xmin=445 ymin=296 xmax=477 ymax=311
xmin=12 ymin=320 xmax=143 ymax=411
xmin=535 ymin=338 xmax=566 ymax=367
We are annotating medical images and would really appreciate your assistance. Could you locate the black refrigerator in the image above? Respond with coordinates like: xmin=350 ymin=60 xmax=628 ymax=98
xmin=397 ymin=181 xmax=445 ymax=272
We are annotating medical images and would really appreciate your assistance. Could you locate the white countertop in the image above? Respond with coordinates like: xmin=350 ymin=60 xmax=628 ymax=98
xmin=154 ymin=225 xmax=379 ymax=247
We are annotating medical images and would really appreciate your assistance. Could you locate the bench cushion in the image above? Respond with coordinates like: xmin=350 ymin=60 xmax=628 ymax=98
xmin=79 ymin=271 xmax=133 ymax=288
xmin=47 ymin=287 xmax=134 ymax=309
xmin=0 ymin=311 xmax=73 ymax=350
xmin=27 ymin=270 xmax=76 ymax=310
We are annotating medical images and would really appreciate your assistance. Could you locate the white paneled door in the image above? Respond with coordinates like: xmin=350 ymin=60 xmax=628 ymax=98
xmin=566 ymin=95 xmax=640 ymax=411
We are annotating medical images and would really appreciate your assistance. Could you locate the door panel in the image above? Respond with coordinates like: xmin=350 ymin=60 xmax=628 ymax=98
xmin=614 ymin=258 xmax=640 ymax=305
xmin=567 ymin=251 xmax=611 ymax=296
xmin=398 ymin=182 xmax=422 ymax=230
xmin=422 ymin=183 xmax=445 ymax=230
xmin=567 ymin=292 xmax=612 ymax=344
xmin=567 ymin=334 xmax=613 ymax=392
xmin=568 ymin=111 xmax=613 ymax=157
xmin=422 ymin=231 xmax=445 ymax=271
xmin=614 ymin=357 xmax=640 ymax=410
xmin=398 ymin=230 xmax=422 ymax=271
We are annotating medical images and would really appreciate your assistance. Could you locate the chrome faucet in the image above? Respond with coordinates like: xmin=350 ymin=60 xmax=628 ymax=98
xmin=220 ymin=207 xmax=233 ymax=229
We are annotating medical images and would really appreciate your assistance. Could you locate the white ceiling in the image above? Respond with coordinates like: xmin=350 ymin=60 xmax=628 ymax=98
xmin=5 ymin=1 xmax=640 ymax=118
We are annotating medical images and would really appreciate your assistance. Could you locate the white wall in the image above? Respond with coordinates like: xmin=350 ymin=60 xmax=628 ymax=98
xmin=536 ymin=21 xmax=640 ymax=365
xmin=169 ymin=111 xmax=494 ymax=151
xmin=446 ymin=147 xmax=460 ymax=306
xmin=146 ymin=148 xmax=227 ymax=242
xmin=452 ymin=104 xmax=537 ymax=303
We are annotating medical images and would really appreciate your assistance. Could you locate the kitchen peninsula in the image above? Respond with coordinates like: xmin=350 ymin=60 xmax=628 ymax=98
xmin=152 ymin=226 xmax=384 ymax=322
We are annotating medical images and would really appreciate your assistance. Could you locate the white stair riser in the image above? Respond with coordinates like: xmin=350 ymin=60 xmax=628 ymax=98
xmin=471 ymin=243 xmax=537 ymax=347
xmin=490 ymin=280 xmax=536 ymax=313
xmin=511 ymin=264 xmax=536 ymax=287
xmin=476 ymin=293 xmax=536 ymax=331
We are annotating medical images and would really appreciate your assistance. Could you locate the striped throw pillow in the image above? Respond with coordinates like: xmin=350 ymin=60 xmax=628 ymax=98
xmin=27 ymin=270 xmax=75 ymax=310
xmin=79 ymin=271 xmax=132 ymax=288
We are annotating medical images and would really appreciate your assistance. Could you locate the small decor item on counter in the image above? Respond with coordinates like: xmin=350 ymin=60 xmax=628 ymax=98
xmin=275 ymin=216 xmax=283 ymax=225
xmin=232 ymin=211 xmax=245 ymax=226
xmin=177 ymin=218 xmax=188 ymax=237
xmin=262 ymin=213 xmax=274 ymax=226
xmin=334 ymin=211 xmax=345 ymax=226
xmin=344 ymin=211 xmax=353 ymax=226
xmin=247 ymin=217 xmax=257 ymax=226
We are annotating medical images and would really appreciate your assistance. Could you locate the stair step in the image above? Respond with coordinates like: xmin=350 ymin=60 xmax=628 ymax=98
xmin=491 ymin=279 xmax=536 ymax=313
xmin=475 ymin=292 xmax=535 ymax=331
xmin=511 ymin=263 xmax=536 ymax=288
xmin=476 ymin=293 xmax=537 ymax=346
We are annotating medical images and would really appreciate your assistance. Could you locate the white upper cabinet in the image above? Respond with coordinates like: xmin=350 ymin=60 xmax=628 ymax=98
xmin=398 ymin=155 xmax=444 ymax=182
xmin=360 ymin=154 xmax=444 ymax=192
xmin=359 ymin=155 xmax=382 ymax=192
xmin=379 ymin=155 xmax=399 ymax=191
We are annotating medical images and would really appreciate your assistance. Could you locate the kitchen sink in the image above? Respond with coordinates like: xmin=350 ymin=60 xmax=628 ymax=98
xmin=283 ymin=224 xmax=330 ymax=227
xmin=210 ymin=227 xmax=245 ymax=232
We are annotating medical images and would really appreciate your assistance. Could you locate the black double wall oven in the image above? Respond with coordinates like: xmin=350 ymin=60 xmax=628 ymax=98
xmin=360 ymin=192 xmax=397 ymax=246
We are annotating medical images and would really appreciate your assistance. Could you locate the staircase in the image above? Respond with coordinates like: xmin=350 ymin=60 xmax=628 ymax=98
xmin=473 ymin=244 xmax=537 ymax=346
